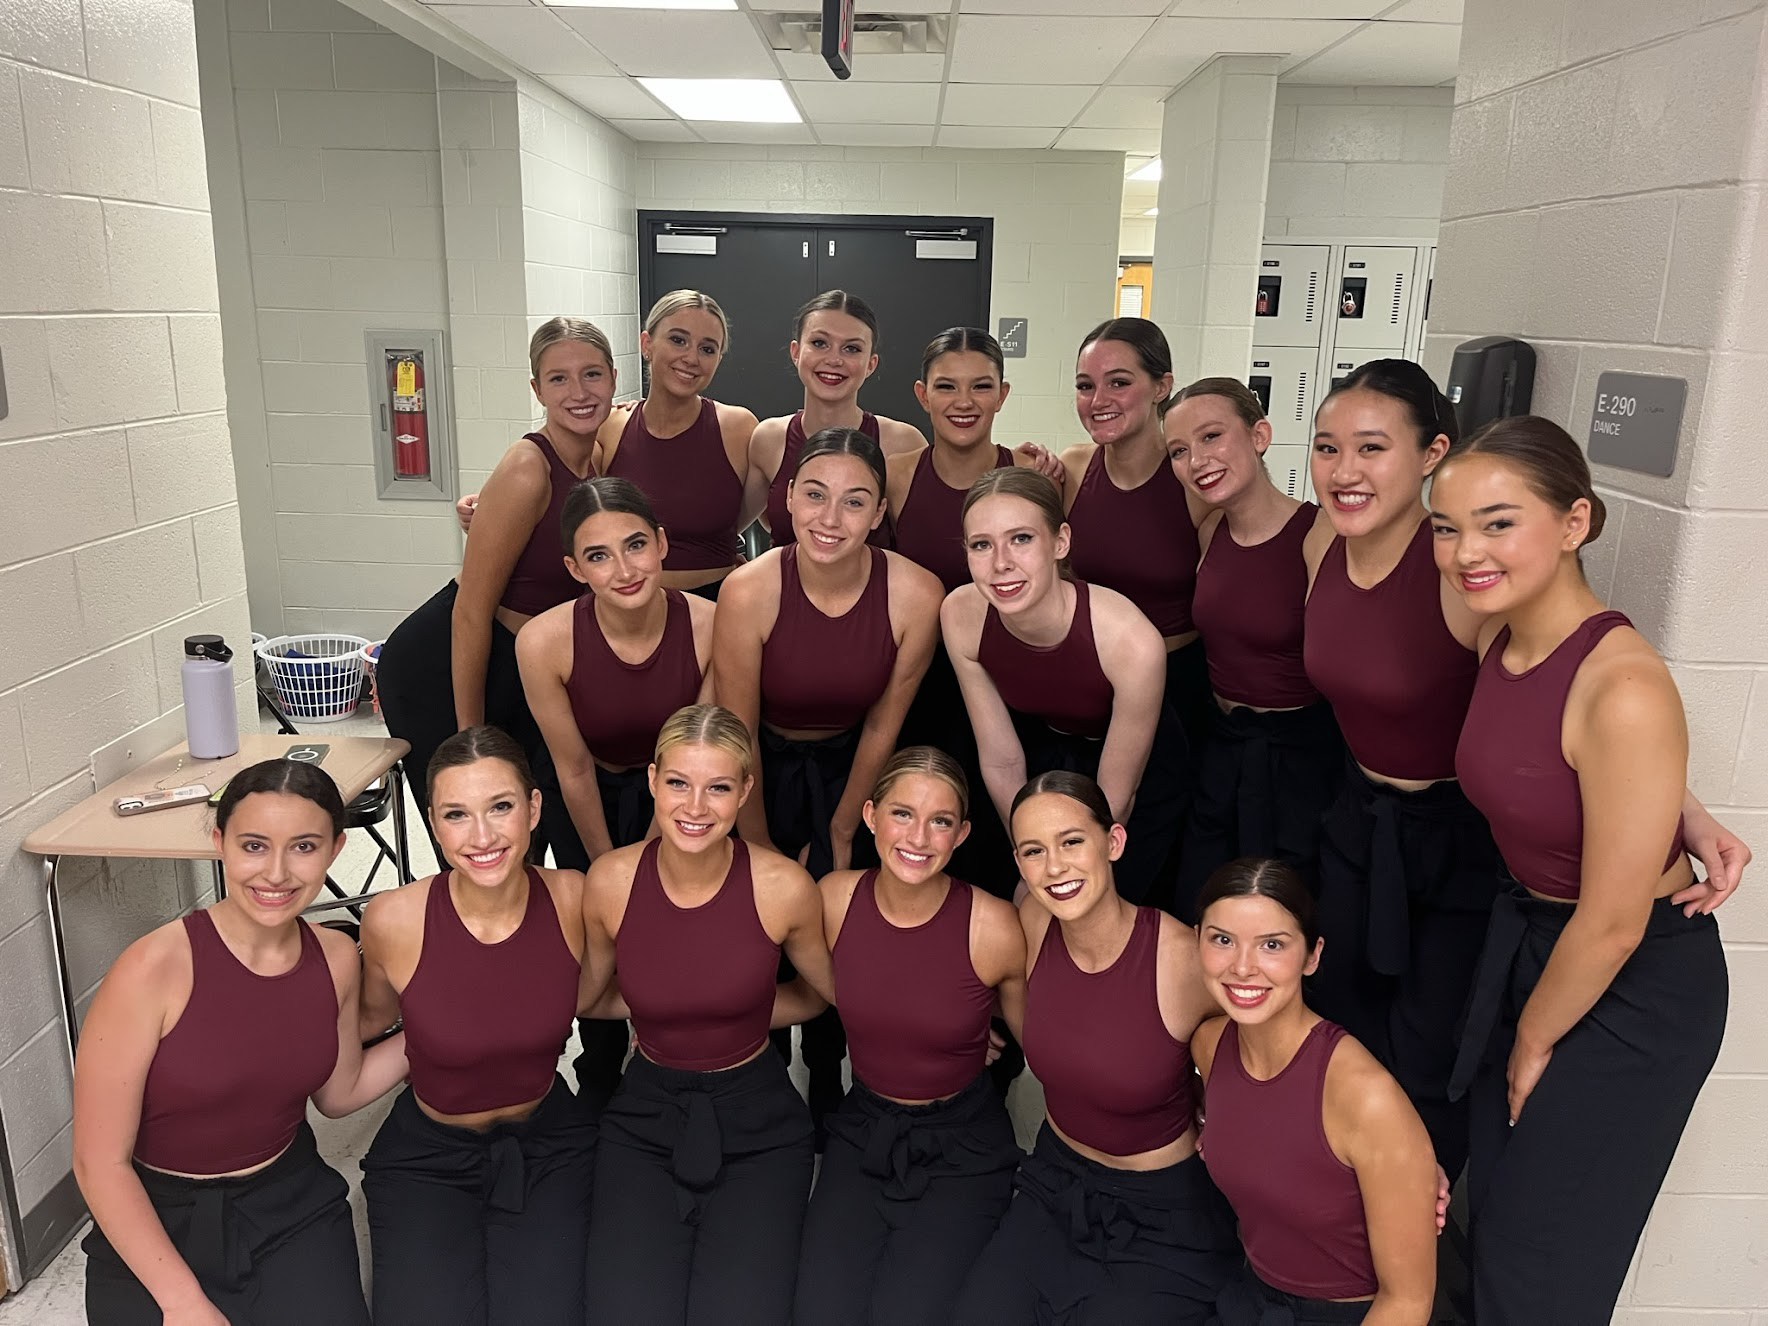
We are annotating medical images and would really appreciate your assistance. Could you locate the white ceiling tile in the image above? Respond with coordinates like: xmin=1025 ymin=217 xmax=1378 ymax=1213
xmin=424 ymin=0 xmax=533 ymax=6
xmin=1283 ymin=20 xmax=1461 ymax=84
xmin=766 ymin=0 xmax=949 ymax=10
xmin=611 ymin=118 xmax=698 ymax=140
xmin=1055 ymin=126 xmax=1160 ymax=153
xmin=1113 ymin=17 xmax=1361 ymax=85
xmin=1166 ymin=0 xmax=1388 ymax=16
xmin=948 ymin=16 xmax=1155 ymax=85
xmin=940 ymin=83 xmax=1094 ymax=128
xmin=935 ymin=125 xmax=1060 ymax=148
xmin=434 ymin=6 xmax=620 ymax=75
xmin=1075 ymin=85 xmax=1169 ymax=129
xmin=556 ymin=10 xmax=776 ymax=77
xmin=776 ymin=52 xmax=949 ymax=83
xmin=816 ymin=123 xmax=937 ymax=146
xmin=543 ymin=75 xmax=670 ymax=119
xmin=688 ymin=120 xmax=816 ymax=144
xmin=792 ymin=80 xmax=942 ymax=125
xmin=1383 ymin=0 xmax=1463 ymax=19
xmin=958 ymin=0 xmax=1168 ymax=13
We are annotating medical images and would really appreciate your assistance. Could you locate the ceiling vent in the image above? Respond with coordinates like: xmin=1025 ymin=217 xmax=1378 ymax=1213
xmin=756 ymin=11 xmax=950 ymax=57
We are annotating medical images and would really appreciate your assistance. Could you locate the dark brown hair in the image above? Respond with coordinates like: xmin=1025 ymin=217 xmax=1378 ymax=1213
xmin=960 ymin=468 xmax=1073 ymax=580
xmin=1078 ymin=317 xmax=1174 ymax=415
xmin=921 ymin=326 xmax=1004 ymax=380
xmin=1170 ymin=376 xmax=1266 ymax=428
xmin=1009 ymin=769 xmax=1116 ymax=833
xmin=795 ymin=426 xmax=887 ymax=499
xmin=1322 ymin=358 xmax=1459 ymax=449
xmin=560 ymin=476 xmax=660 ymax=555
xmin=795 ymin=289 xmax=880 ymax=351
xmin=1441 ymin=415 xmax=1608 ymax=547
xmin=426 ymin=725 xmax=537 ymax=800
xmin=1195 ymin=857 xmax=1320 ymax=948
xmin=215 ymin=759 xmax=345 ymax=837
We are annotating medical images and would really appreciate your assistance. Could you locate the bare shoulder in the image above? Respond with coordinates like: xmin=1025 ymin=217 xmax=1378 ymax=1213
xmin=820 ymin=868 xmax=866 ymax=938
xmin=1197 ymin=508 xmax=1226 ymax=556
xmin=1191 ymin=1013 xmax=1230 ymax=1081
xmin=876 ymin=415 xmax=928 ymax=456
xmin=716 ymin=400 xmax=760 ymax=438
xmin=1156 ymin=910 xmax=1200 ymax=969
xmin=751 ymin=415 xmax=789 ymax=472
xmin=362 ymin=875 xmax=431 ymax=937
xmin=1018 ymin=899 xmax=1055 ymax=975
xmin=1572 ymin=625 xmax=1682 ymax=739
xmin=717 ymin=548 xmax=782 ymax=606
xmin=1059 ymin=441 xmax=1097 ymax=506
xmin=110 ymin=915 xmax=194 ymax=992
xmin=885 ymin=447 xmax=923 ymax=487
xmin=685 ymin=590 xmax=718 ymax=636
xmin=517 ymin=600 xmax=573 ymax=657
xmin=597 ymin=404 xmax=637 ymax=463
xmin=749 ymin=843 xmax=821 ymax=922
xmin=584 ymin=845 xmax=642 ymax=930
xmin=536 ymin=865 xmax=585 ymax=913
xmin=970 ymin=887 xmax=1027 ymax=971
xmin=885 ymin=550 xmax=944 ymax=609
xmin=940 ymin=583 xmax=987 ymax=650
xmin=310 ymin=921 xmax=361 ymax=986
xmin=1089 ymin=584 xmax=1164 ymax=655
xmin=1301 ymin=507 xmax=1337 ymax=578
xmin=1323 ymin=1028 xmax=1418 ymax=1139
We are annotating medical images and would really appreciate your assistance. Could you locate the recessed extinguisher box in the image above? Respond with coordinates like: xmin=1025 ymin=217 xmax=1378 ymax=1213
xmin=365 ymin=329 xmax=457 ymax=502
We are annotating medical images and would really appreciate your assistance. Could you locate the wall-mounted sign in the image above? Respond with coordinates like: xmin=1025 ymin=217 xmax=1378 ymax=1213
xmin=998 ymin=318 xmax=1028 ymax=358
xmin=1587 ymin=372 xmax=1686 ymax=478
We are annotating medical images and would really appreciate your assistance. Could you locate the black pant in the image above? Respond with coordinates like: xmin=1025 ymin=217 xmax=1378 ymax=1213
xmin=559 ymin=764 xmax=658 ymax=1113
xmin=586 ymin=1051 xmax=814 ymax=1325
xmin=1210 ymin=1267 xmax=1371 ymax=1324
xmin=795 ymin=1075 xmax=1021 ymax=1326
xmin=1174 ymin=701 xmax=1343 ymax=923
xmin=1018 ymin=707 xmax=1190 ymax=911
xmin=953 ymin=1124 xmax=1241 ymax=1326
xmin=83 ymin=1123 xmax=368 ymax=1326
xmin=376 ymin=580 xmax=563 ymax=862
xmin=1306 ymin=761 xmax=1500 ymax=1178
xmin=1448 ymin=890 xmax=1727 ymax=1325
xmin=361 ymin=1078 xmax=596 ymax=1326
xmin=1165 ymin=637 xmax=1215 ymax=768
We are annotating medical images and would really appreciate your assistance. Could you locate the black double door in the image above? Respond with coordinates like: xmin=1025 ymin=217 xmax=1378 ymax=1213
xmin=639 ymin=214 xmax=992 ymax=429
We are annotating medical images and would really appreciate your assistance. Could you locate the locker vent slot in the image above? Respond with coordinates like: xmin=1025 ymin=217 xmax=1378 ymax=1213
xmin=1281 ymin=465 xmax=1300 ymax=498
xmin=1294 ymin=372 xmax=1309 ymax=423
xmin=1390 ymin=274 xmax=1405 ymax=325
xmin=1305 ymin=273 xmax=1317 ymax=323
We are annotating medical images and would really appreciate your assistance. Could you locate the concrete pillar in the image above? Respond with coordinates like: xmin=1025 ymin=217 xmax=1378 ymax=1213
xmin=1428 ymin=1 xmax=1768 ymax=1318
xmin=1153 ymin=55 xmax=1280 ymax=384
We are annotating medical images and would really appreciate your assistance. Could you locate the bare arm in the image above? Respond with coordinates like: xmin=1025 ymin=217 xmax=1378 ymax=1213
xmin=875 ymin=415 xmax=929 ymax=458
xmin=712 ymin=558 xmax=781 ymax=853
xmin=576 ymin=854 xmax=626 ymax=1017
xmin=452 ymin=443 xmax=550 ymax=729
xmin=1092 ymin=589 xmax=1166 ymax=824
xmin=357 ymin=890 xmax=412 ymax=1043
xmin=758 ymin=853 xmax=836 ymax=1003
xmin=517 ymin=608 xmax=617 ymax=860
xmin=310 ymin=930 xmax=407 ymax=1118
xmin=972 ymin=890 xmax=1028 ymax=1045
xmin=943 ymin=588 xmax=1028 ymax=830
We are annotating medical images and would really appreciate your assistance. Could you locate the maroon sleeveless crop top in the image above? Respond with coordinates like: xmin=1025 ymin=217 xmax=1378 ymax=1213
xmin=567 ymin=588 xmax=703 ymax=769
xmin=834 ymin=872 xmax=994 ymax=1101
xmin=135 ymin=910 xmax=337 ymax=1174
xmin=1457 ymin=611 xmax=1685 ymax=900
xmin=760 ymin=545 xmax=897 ymax=731
xmin=616 ymin=839 xmax=779 ymax=1071
xmin=1022 ymin=906 xmax=1194 ymax=1156
xmin=1066 ymin=447 xmax=1200 ymax=637
xmin=400 ymin=869 xmax=580 ymax=1115
xmin=1202 ymin=1020 xmax=1377 ymax=1300
xmin=894 ymin=445 xmax=1012 ymax=592
xmin=976 ymin=580 xmax=1115 ymax=739
xmin=1303 ymin=517 xmax=1476 ymax=780
xmin=502 ymin=432 xmax=590 ymax=617
xmin=1193 ymin=503 xmax=1321 ymax=709
xmin=606 ymin=398 xmax=742 ymax=571
xmin=767 ymin=410 xmax=882 ymax=548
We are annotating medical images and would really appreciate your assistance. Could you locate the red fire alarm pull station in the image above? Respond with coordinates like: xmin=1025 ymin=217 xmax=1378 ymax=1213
xmin=822 ymin=0 xmax=855 ymax=79
xmin=388 ymin=350 xmax=431 ymax=480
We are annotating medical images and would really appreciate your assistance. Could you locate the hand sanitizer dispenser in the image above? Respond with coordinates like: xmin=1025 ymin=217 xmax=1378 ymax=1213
xmin=1446 ymin=337 xmax=1536 ymax=434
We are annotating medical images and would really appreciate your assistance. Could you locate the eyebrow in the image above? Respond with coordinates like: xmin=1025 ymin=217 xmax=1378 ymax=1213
xmin=1473 ymin=502 xmax=1522 ymax=516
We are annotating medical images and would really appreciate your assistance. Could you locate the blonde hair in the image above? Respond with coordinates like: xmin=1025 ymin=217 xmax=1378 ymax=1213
xmin=871 ymin=746 xmax=970 ymax=822
xmin=1170 ymin=376 xmax=1266 ymax=427
xmin=654 ymin=704 xmax=753 ymax=780
xmin=643 ymin=289 xmax=730 ymax=345
xmin=528 ymin=316 xmax=613 ymax=380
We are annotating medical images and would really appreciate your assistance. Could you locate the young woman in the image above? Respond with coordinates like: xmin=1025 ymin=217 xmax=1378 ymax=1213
xmin=358 ymin=727 xmax=596 ymax=1326
xmin=1431 ymin=418 xmax=1731 ymax=1324
xmin=716 ymin=427 xmax=943 ymax=1136
xmin=750 ymin=288 xmax=927 ymax=548
xmin=794 ymin=748 xmax=1028 ymax=1326
xmin=954 ymin=771 xmax=1240 ymax=1324
xmin=1194 ymin=859 xmax=1437 ymax=1326
xmin=944 ymin=467 xmax=1183 ymax=908
xmin=378 ymin=317 xmax=611 ymax=836
xmin=1064 ymin=318 xmax=1213 ymax=755
xmin=1165 ymin=378 xmax=1341 ymax=922
xmin=74 ymin=760 xmax=407 ymax=1326
xmin=579 ymin=704 xmax=835 ymax=1325
xmin=599 ymin=290 xmax=759 ymax=597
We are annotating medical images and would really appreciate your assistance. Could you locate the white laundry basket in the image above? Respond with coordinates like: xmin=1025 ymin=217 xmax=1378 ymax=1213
xmin=256 ymin=633 xmax=371 ymax=723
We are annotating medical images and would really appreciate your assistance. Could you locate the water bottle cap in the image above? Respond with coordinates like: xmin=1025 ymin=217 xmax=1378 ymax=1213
xmin=185 ymin=634 xmax=234 ymax=663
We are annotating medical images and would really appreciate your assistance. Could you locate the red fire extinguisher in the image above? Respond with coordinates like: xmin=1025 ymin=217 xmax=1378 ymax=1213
xmin=389 ymin=352 xmax=430 ymax=479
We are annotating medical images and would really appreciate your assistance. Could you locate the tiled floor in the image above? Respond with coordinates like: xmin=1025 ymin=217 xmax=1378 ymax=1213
xmin=0 ymin=701 xmax=1051 ymax=1322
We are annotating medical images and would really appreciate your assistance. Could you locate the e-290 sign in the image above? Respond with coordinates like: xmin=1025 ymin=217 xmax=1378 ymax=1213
xmin=1586 ymin=372 xmax=1685 ymax=478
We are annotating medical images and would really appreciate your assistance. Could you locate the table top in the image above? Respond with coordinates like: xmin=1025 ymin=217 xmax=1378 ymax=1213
xmin=21 ymin=735 xmax=409 ymax=860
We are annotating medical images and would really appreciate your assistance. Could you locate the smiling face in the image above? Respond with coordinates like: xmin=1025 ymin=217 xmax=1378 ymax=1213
xmin=962 ymin=493 xmax=1069 ymax=616
xmin=788 ymin=451 xmax=886 ymax=564
xmin=567 ymin=509 xmax=667 ymax=607
xmin=1197 ymin=893 xmax=1321 ymax=1025
xmin=1165 ymin=393 xmax=1271 ymax=506
xmin=1310 ymin=387 xmax=1448 ymax=539
xmin=915 ymin=349 xmax=1011 ymax=452
xmin=864 ymin=772 xmax=970 ymax=886
xmin=1075 ymin=338 xmax=1171 ymax=448
xmin=212 ymin=792 xmax=344 ymax=924
xmin=792 ymin=309 xmax=878 ymax=407
xmin=1012 ymin=792 xmax=1125 ymax=921
xmin=532 ymin=340 xmax=616 ymax=441
xmin=648 ymin=741 xmax=751 ymax=853
xmin=641 ymin=308 xmax=726 ymax=399
xmin=1429 ymin=453 xmax=1589 ymax=617
xmin=429 ymin=758 xmax=540 ymax=886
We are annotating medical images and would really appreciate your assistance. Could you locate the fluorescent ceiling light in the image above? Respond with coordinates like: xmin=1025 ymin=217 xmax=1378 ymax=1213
xmin=1128 ymin=158 xmax=1162 ymax=181
xmin=638 ymin=79 xmax=801 ymax=123
xmin=1144 ymin=207 xmax=1158 ymax=216
xmin=549 ymin=0 xmax=734 ymax=8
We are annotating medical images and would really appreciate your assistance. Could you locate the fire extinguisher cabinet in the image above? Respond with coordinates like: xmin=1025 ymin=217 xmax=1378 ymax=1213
xmin=364 ymin=328 xmax=458 ymax=502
